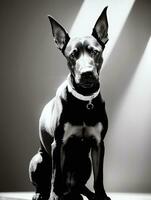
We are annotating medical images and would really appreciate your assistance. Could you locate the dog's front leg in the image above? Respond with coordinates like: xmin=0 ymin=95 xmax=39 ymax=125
xmin=51 ymin=141 xmax=64 ymax=200
xmin=91 ymin=141 xmax=105 ymax=199
xmin=91 ymin=140 xmax=110 ymax=200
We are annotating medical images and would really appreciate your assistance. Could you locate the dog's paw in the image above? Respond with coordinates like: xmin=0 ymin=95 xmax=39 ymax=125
xmin=50 ymin=191 xmax=60 ymax=200
xmin=63 ymin=193 xmax=83 ymax=200
xmin=102 ymin=196 xmax=111 ymax=200
xmin=95 ymin=194 xmax=111 ymax=200
xmin=32 ymin=193 xmax=50 ymax=200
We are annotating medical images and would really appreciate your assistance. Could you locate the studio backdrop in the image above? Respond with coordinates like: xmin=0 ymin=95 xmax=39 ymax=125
xmin=0 ymin=0 xmax=151 ymax=193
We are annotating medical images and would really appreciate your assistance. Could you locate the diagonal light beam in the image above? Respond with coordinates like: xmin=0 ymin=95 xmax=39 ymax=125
xmin=70 ymin=0 xmax=135 ymax=65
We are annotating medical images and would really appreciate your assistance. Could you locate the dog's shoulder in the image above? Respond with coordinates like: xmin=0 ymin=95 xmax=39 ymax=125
xmin=55 ymin=79 xmax=68 ymax=100
xmin=39 ymin=80 xmax=68 ymax=136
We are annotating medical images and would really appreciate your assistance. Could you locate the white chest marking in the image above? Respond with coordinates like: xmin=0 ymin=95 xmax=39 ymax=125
xmin=63 ymin=122 xmax=103 ymax=144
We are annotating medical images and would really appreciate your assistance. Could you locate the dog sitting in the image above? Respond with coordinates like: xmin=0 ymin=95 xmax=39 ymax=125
xmin=29 ymin=7 xmax=111 ymax=200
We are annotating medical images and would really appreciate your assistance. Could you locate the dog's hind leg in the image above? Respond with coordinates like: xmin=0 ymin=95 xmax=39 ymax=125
xmin=79 ymin=185 xmax=95 ymax=200
xmin=29 ymin=145 xmax=52 ymax=200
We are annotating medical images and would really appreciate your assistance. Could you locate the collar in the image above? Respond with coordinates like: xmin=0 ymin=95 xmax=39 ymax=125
xmin=67 ymin=75 xmax=100 ymax=102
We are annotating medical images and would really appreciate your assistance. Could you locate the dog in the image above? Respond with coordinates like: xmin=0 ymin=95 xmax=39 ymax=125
xmin=29 ymin=7 xmax=111 ymax=200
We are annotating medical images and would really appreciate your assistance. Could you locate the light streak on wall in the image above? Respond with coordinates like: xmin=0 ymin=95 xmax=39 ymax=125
xmin=70 ymin=0 xmax=135 ymax=64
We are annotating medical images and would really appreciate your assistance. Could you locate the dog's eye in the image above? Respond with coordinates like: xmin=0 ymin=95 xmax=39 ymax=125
xmin=70 ymin=48 xmax=79 ymax=60
xmin=91 ymin=50 xmax=99 ymax=56
xmin=87 ymin=46 xmax=99 ymax=57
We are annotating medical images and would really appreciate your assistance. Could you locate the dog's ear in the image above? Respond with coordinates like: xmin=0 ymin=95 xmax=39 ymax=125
xmin=92 ymin=7 xmax=109 ymax=47
xmin=48 ymin=16 xmax=70 ymax=52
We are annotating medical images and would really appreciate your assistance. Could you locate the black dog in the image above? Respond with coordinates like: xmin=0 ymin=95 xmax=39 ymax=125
xmin=29 ymin=7 xmax=110 ymax=200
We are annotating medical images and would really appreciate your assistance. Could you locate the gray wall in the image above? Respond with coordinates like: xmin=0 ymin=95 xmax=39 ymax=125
xmin=0 ymin=0 xmax=83 ymax=192
xmin=0 ymin=0 xmax=151 ymax=193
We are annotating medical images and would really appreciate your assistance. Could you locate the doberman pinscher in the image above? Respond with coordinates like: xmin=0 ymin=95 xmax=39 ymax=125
xmin=29 ymin=7 xmax=111 ymax=200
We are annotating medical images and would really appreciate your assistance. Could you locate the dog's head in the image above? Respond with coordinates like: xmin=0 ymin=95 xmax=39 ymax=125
xmin=48 ymin=7 xmax=108 ymax=95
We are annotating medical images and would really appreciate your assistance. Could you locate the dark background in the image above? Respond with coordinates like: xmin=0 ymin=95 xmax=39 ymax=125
xmin=0 ymin=0 xmax=151 ymax=193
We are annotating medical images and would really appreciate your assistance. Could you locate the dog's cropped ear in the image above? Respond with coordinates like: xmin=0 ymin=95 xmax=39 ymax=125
xmin=48 ymin=16 xmax=70 ymax=52
xmin=92 ymin=7 xmax=109 ymax=47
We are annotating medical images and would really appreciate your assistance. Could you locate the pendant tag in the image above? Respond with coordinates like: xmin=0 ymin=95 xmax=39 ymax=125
xmin=86 ymin=101 xmax=94 ymax=110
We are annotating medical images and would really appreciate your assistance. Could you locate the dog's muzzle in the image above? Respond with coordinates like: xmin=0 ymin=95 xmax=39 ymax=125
xmin=80 ymin=71 xmax=99 ymax=88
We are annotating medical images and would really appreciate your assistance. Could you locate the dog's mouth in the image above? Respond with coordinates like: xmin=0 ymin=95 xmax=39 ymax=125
xmin=80 ymin=75 xmax=99 ymax=88
xmin=80 ymin=81 xmax=95 ymax=88
xmin=79 ymin=78 xmax=99 ymax=89
xmin=70 ymin=74 xmax=100 ymax=95
xmin=78 ymin=71 xmax=99 ymax=89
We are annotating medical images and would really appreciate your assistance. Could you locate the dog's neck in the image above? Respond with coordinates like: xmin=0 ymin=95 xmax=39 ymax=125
xmin=67 ymin=74 xmax=100 ymax=102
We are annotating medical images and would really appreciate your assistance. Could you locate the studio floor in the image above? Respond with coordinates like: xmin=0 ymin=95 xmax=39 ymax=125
xmin=0 ymin=192 xmax=151 ymax=200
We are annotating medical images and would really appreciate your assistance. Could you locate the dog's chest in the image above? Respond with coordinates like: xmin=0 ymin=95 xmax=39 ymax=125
xmin=56 ymin=90 xmax=106 ymax=144
xmin=63 ymin=122 xmax=103 ymax=144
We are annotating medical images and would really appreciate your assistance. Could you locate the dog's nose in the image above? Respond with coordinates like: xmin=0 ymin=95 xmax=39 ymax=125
xmin=81 ymin=71 xmax=94 ymax=80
